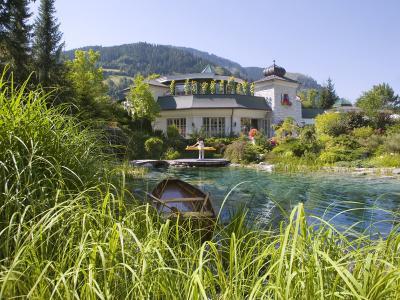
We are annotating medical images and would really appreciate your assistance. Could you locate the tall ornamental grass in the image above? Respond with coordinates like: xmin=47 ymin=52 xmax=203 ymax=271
xmin=0 ymin=74 xmax=399 ymax=299
xmin=0 ymin=72 xmax=104 ymax=222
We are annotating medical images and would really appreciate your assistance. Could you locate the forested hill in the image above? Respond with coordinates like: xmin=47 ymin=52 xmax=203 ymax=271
xmin=64 ymin=42 xmax=322 ymax=90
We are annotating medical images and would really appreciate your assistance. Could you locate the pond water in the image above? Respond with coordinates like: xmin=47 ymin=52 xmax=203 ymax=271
xmin=135 ymin=167 xmax=400 ymax=236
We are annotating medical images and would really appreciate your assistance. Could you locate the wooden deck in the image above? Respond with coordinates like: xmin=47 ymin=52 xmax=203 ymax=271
xmin=131 ymin=159 xmax=230 ymax=168
xmin=168 ymin=159 xmax=230 ymax=167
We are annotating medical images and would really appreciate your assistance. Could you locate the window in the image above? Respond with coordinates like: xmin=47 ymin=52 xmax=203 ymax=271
xmin=174 ymin=84 xmax=185 ymax=95
xmin=203 ymin=117 xmax=225 ymax=137
xmin=241 ymin=118 xmax=271 ymax=137
xmin=167 ymin=118 xmax=186 ymax=136
xmin=240 ymin=118 xmax=251 ymax=134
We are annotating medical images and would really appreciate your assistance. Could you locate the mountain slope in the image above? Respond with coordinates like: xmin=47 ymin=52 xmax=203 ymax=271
xmin=64 ymin=42 xmax=322 ymax=91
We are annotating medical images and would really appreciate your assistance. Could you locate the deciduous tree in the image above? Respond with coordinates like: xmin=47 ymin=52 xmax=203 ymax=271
xmin=66 ymin=49 xmax=107 ymax=108
xmin=356 ymin=83 xmax=399 ymax=114
xmin=127 ymin=74 xmax=159 ymax=122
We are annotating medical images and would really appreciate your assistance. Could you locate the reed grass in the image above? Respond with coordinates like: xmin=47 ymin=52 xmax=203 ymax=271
xmin=1 ymin=74 xmax=400 ymax=299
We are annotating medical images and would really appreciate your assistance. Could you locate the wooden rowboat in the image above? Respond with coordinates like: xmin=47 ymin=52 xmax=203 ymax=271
xmin=185 ymin=146 xmax=216 ymax=151
xmin=150 ymin=178 xmax=216 ymax=220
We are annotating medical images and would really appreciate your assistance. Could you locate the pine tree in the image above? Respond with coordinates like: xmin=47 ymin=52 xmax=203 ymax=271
xmin=32 ymin=0 xmax=64 ymax=86
xmin=0 ymin=0 xmax=11 ymax=69
xmin=319 ymin=78 xmax=338 ymax=109
xmin=1 ymin=0 xmax=32 ymax=81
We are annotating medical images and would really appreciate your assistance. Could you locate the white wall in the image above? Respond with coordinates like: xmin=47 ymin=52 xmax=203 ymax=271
xmin=255 ymin=79 xmax=302 ymax=125
xmin=154 ymin=109 xmax=270 ymax=138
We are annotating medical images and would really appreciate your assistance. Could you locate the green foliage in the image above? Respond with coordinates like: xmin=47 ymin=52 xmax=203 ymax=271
xmin=205 ymin=137 xmax=237 ymax=154
xmin=128 ymin=75 xmax=160 ymax=121
xmin=191 ymin=80 xmax=197 ymax=94
xmin=64 ymin=42 xmax=231 ymax=78
xmin=368 ymin=154 xmax=400 ymax=167
xmin=2 ymin=74 xmax=400 ymax=299
xmin=250 ymin=82 xmax=255 ymax=95
xmin=200 ymin=81 xmax=209 ymax=94
xmin=227 ymin=76 xmax=235 ymax=94
xmin=144 ymin=137 xmax=163 ymax=158
xmin=218 ymin=79 xmax=225 ymax=94
xmin=315 ymin=112 xmax=347 ymax=137
xmin=343 ymin=111 xmax=369 ymax=129
xmin=184 ymin=78 xmax=190 ymax=95
xmin=357 ymin=134 xmax=384 ymax=156
xmin=272 ymin=139 xmax=309 ymax=157
xmin=242 ymin=81 xmax=249 ymax=95
xmin=209 ymin=80 xmax=216 ymax=94
xmin=356 ymin=83 xmax=399 ymax=114
xmin=383 ymin=133 xmax=400 ymax=153
xmin=236 ymin=82 xmax=242 ymax=94
xmin=273 ymin=117 xmax=299 ymax=143
xmin=1 ymin=0 xmax=32 ymax=82
xmin=0 ymin=74 xmax=104 ymax=221
xmin=66 ymin=49 xmax=107 ymax=109
xmin=299 ymin=89 xmax=319 ymax=108
xmin=162 ymin=147 xmax=180 ymax=160
xmin=319 ymin=78 xmax=339 ymax=109
xmin=165 ymin=124 xmax=186 ymax=152
xmin=352 ymin=126 xmax=374 ymax=138
xmin=319 ymin=135 xmax=363 ymax=163
xmin=224 ymin=139 xmax=261 ymax=163
xmin=169 ymin=79 xmax=175 ymax=95
xmin=166 ymin=124 xmax=180 ymax=139
xmin=32 ymin=0 xmax=64 ymax=86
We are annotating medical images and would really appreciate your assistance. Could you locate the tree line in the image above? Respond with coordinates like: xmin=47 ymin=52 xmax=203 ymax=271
xmin=0 ymin=0 xmax=64 ymax=87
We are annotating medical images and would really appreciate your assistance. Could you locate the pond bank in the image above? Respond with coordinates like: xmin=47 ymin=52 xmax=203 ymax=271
xmin=231 ymin=162 xmax=400 ymax=178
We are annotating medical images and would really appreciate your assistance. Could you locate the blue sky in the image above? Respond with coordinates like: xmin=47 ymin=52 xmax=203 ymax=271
xmin=31 ymin=0 xmax=399 ymax=101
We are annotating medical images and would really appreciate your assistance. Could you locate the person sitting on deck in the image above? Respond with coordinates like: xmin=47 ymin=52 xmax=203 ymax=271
xmin=192 ymin=137 xmax=205 ymax=160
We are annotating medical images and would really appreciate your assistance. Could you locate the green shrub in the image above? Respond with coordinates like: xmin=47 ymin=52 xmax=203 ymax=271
xmin=205 ymin=136 xmax=236 ymax=154
xmin=273 ymin=117 xmax=299 ymax=143
xmin=352 ymin=126 xmax=374 ymax=138
xmin=343 ymin=111 xmax=369 ymax=129
xmin=125 ymin=130 xmax=149 ymax=159
xmin=272 ymin=139 xmax=308 ymax=157
xmin=358 ymin=134 xmax=384 ymax=156
xmin=165 ymin=125 xmax=186 ymax=151
xmin=368 ymin=154 xmax=400 ymax=167
xmin=383 ymin=133 xmax=400 ymax=153
xmin=224 ymin=140 xmax=261 ymax=163
xmin=243 ymin=144 xmax=260 ymax=163
xmin=144 ymin=137 xmax=164 ymax=158
xmin=315 ymin=112 xmax=347 ymax=137
xmin=162 ymin=147 xmax=180 ymax=160
xmin=386 ymin=122 xmax=400 ymax=135
xmin=254 ymin=131 xmax=272 ymax=151
xmin=166 ymin=124 xmax=181 ymax=139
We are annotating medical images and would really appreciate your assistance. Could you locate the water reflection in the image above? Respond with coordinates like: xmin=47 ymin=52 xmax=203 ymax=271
xmin=134 ymin=167 xmax=400 ymax=236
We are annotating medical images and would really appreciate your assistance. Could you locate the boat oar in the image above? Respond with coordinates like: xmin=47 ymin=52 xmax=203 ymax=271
xmin=133 ymin=189 xmax=180 ymax=213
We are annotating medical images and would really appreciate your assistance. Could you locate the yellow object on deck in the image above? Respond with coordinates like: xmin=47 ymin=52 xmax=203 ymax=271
xmin=185 ymin=146 xmax=216 ymax=151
